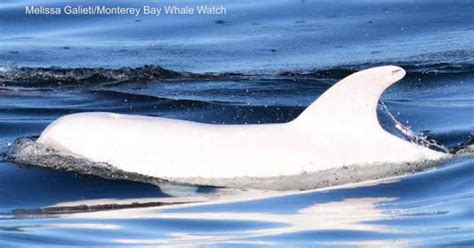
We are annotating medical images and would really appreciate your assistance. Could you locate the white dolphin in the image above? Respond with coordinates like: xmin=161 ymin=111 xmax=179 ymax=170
xmin=37 ymin=66 xmax=448 ymax=181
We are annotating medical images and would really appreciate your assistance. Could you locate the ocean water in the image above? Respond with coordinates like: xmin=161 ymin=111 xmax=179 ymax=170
xmin=1 ymin=0 xmax=473 ymax=246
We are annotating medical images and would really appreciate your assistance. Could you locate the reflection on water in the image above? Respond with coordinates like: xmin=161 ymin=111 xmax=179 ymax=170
xmin=112 ymin=197 xmax=397 ymax=245
xmin=1 ymin=158 xmax=472 ymax=246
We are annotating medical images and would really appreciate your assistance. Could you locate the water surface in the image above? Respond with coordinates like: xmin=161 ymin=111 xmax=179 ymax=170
xmin=0 ymin=0 xmax=473 ymax=246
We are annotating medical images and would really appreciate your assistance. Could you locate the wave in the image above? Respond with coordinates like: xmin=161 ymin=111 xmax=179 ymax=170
xmin=90 ymin=89 xmax=234 ymax=107
xmin=12 ymin=201 xmax=180 ymax=215
xmin=279 ymin=62 xmax=474 ymax=79
xmin=0 ymin=65 xmax=184 ymax=85
xmin=1 ymin=61 xmax=473 ymax=86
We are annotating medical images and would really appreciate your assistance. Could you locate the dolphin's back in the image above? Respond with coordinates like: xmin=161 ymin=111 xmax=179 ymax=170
xmin=37 ymin=66 xmax=448 ymax=180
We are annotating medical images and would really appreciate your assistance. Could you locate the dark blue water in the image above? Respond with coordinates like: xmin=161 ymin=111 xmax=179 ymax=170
xmin=1 ymin=0 xmax=473 ymax=246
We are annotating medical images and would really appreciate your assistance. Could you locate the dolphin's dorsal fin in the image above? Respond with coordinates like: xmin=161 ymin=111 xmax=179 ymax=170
xmin=293 ymin=65 xmax=406 ymax=131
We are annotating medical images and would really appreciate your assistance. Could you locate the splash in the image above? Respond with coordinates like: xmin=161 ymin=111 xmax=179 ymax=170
xmin=379 ymin=101 xmax=450 ymax=154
